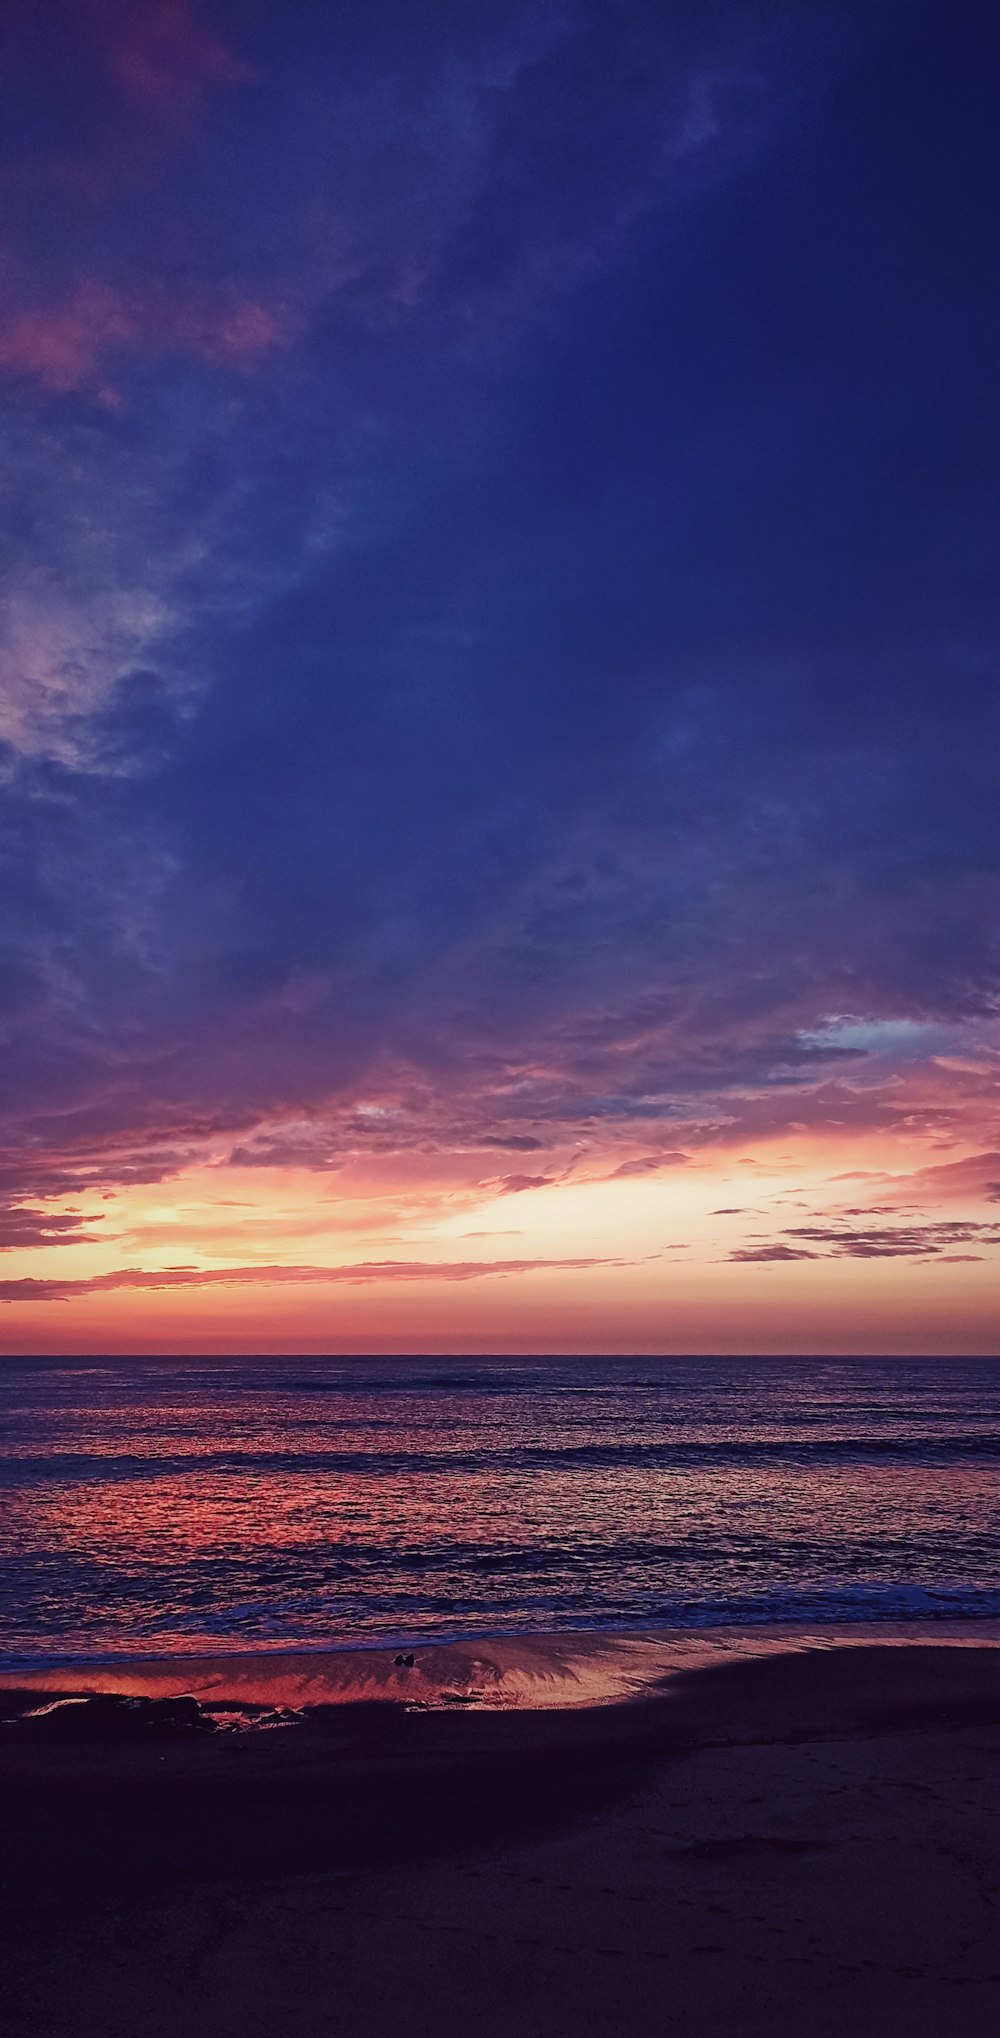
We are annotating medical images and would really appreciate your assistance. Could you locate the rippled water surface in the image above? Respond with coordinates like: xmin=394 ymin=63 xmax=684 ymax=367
xmin=2 ymin=1355 xmax=1000 ymax=1664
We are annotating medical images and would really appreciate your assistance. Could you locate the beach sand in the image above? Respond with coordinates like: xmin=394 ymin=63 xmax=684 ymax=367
xmin=4 ymin=1632 xmax=1000 ymax=2035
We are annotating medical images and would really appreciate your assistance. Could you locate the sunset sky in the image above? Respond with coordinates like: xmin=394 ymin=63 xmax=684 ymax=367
xmin=1 ymin=0 xmax=998 ymax=1354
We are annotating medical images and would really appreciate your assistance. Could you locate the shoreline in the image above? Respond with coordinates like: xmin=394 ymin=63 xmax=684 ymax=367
xmin=6 ymin=1616 xmax=1000 ymax=1717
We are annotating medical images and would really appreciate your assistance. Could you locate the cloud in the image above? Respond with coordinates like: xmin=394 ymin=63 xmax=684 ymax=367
xmin=0 ymin=1205 xmax=106 ymax=1249
xmin=0 ymin=0 xmax=806 ymax=401
xmin=476 ymin=1134 xmax=544 ymax=1150
xmin=784 ymin=1220 xmax=1000 ymax=1258
xmin=608 ymin=1151 xmax=690 ymax=1178
xmin=227 ymin=1134 xmax=342 ymax=1170
xmin=732 ymin=1219 xmax=1000 ymax=1263
xmin=0 ymin=0 xmax=999 ymax=1291
xmin=900 ymin=1152 xmax=1000 ymax=1204
xmin=728 ymin=1244 xmax=818 ymax=1262
xmin=0 ymin=283 xmax=135 ymax=393
xmin=101 ymin=0 xmax=246 ymax=113
xmin=0 ymin=281 xmax=291 ymax=394
xmin=0 ymin=1145 xmax=201 ymax=1208
xmin=0 ymin=1251 xmax=626 ymax=1304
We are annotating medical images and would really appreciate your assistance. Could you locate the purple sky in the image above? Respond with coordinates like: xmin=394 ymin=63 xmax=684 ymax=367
xmin=1 ymin=0 xmax=999 ymax=1351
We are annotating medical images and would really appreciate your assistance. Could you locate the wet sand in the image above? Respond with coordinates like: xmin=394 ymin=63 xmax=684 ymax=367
xmin=4 ymin=1632 xmax=1000 ymax=2035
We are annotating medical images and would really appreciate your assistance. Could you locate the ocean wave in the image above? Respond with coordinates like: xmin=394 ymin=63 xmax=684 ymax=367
xmin=5 ymin=1429 xmax=1000 ymax=1486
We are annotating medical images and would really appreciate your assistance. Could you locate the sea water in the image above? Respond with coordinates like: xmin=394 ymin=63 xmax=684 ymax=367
xmin=2 ymin=1353 xmax=999 ymax=1666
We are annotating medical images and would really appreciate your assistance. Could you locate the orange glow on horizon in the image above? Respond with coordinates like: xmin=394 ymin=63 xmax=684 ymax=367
xmin=2 ymin=1099 xmax=998 ymax=1355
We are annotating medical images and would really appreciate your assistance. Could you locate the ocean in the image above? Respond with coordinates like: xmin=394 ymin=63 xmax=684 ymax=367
xmin=2 ymin=1353 xmax=999 ymax=1668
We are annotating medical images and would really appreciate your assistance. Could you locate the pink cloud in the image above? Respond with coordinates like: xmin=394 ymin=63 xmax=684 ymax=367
xmin=0 ymin=282 xmax=135 ymax=392
xmin=166 ymin=294 xmax=297 ymax=366
xmin=201 ymin=301 xmax=291 ymax=361
xmin=0 ymin=1205 xmax=106 ymax=1249
xmin=607 ymin=1151 xmax=690 ymax=1180
xmin=0 ymin=1252 xmax=627 ymax=1304
xmin=101 ymin=0 xmax=245 ymax=113
xmin=904 ymin=1149 xmax=1000 ymax=1202
xmin=0 ymin=280 xmax=292 ymax=392
xmin=728 ymin=1243 xmax=817 ymax=1262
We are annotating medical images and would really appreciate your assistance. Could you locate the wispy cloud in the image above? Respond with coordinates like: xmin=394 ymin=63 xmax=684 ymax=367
xmin=728 ymin=1243 xmax=818 ymax=1262
xmin=100 ymin=0 xmax=247 ymax=113
xmin=731 ymin=1219 xmax=1000 ymax=1263
xmin=0 ymin=1251 xmax=628 ymax=1304
xmin=0 ymin=1205 xmax=107 ymax=1249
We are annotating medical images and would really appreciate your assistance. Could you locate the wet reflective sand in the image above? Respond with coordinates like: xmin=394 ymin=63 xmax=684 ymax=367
xmin=7 ymin=1618 xmax=1000 ymax=1716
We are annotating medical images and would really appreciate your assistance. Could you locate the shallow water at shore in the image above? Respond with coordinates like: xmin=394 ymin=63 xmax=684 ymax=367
xmin=7 ymin=1621 xmax=1000 ymax=1721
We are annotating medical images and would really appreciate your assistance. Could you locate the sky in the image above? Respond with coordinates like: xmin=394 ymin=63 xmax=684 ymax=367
xmin=0 ymin=0 xmax=998 ymax=1355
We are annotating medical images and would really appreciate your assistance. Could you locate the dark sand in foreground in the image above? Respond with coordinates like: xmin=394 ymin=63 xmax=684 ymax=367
xmin=5 ymin=1632 xmax=1000 ymax=2036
